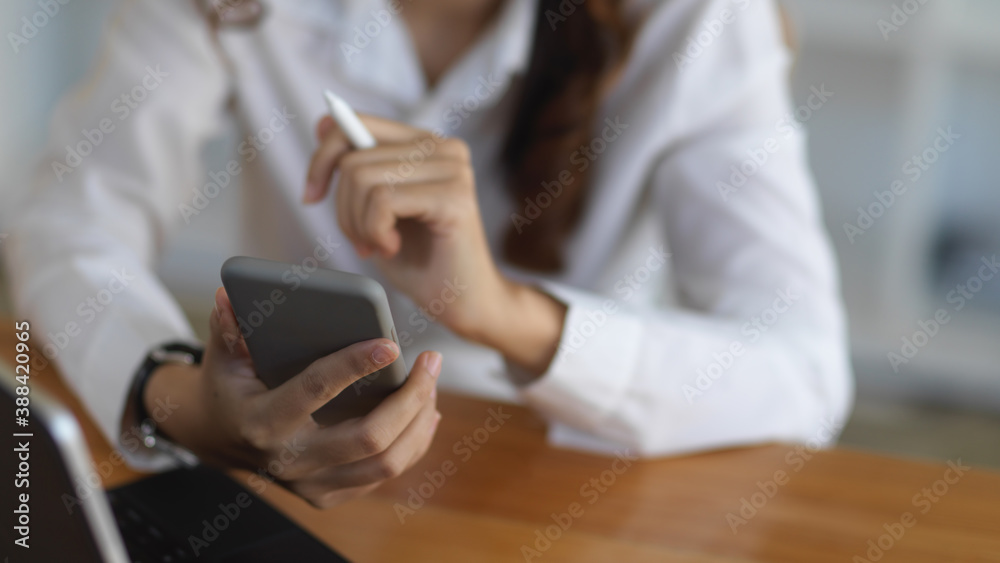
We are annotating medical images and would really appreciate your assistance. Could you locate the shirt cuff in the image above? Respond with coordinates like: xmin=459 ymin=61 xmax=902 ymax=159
xmin=74 ymin=309 xmax=193 ymax=472
xmin=514 ymin=280 xmax=644 ymax=443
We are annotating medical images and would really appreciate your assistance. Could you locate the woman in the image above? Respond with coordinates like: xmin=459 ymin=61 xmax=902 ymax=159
xmin=4 ymin=0 xmax=852 ymax=508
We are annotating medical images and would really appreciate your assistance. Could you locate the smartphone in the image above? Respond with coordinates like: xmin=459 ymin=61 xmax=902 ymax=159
xmin=220 ymin=256 xmax=406 ymax=425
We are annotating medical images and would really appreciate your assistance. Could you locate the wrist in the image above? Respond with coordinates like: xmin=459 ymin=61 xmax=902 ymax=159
xmin=142 ymin=362 xmax=204 ymax=447
xmin=476 ymin=278 xmax=567 ymax=378
xmin=455 ymin=275 xmax=518 ymax=345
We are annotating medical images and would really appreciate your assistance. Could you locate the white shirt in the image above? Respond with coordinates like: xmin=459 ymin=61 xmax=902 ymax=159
xmin=3 ymin=0 xmax=853 ymax=466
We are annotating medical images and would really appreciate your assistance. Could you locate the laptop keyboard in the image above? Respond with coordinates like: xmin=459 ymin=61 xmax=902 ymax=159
xmin=107 ymin=489 xmax=194 ymax=562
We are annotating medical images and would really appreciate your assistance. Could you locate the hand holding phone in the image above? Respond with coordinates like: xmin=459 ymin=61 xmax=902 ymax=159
xmin=221 ymin=256 xmax=408 ymax=425
xmin=143 ymin=282 xmax=442 ymax=509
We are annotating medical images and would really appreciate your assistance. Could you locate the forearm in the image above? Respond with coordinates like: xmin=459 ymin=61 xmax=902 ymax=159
xmin=509 ymin=278 xmax=853 ymax=456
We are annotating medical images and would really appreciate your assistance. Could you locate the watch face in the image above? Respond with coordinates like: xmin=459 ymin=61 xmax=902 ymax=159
xmin=151 ymin=349 xmax=195 ymax=365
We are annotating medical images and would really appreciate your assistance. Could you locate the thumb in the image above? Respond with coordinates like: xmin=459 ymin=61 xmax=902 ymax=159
xmin=209 ymin=287 xmax=250 ymax=359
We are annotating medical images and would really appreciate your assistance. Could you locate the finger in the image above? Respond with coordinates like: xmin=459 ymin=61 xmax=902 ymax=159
xmin=359 ymin=182 xmax=464 ymax=257
xmin=413 ymin=412 xmax=440 ymax=458
xmin=341 ymin=153 xmax=462 ymax=189
xmin=304 ymin=351 xmax=442 ymax=466
xmin=287 ymin=481 xmax=382 ymax=511
xmin=401 ymin=402 xmax=440 ymax=469
xmin=305 ymin=117 xmax=352 ymax=204
xmin=330 ymin=137 xmax=468 ymax=185
xmin=330 ymin=139 xmax=452 ymax=169
xmin=209 ymin=287 xmax=249 ymax=360
xmin=334 ymin=162 xmax=369 ymax=257
xmin=357 ymin=114 xmax=428 ymax=144
xmin=362 ymin=185 xmax=402 ymax=257
xmin=306 ymin=397 xmax=440 ymax=490
xmin=267 ymin=339 xmax=401 ymax=428
xmin=341 ymin=158 xmax=460 ymax=255
xmin=305 ymin=115 xmax=432 ymax=205
xmin=337 ymin=155 xmax=455 ymax=257
xmin=335 ymin=153 xmax=371 ymax=257
xmin=315 ymin=115 xmax=336 ymax=141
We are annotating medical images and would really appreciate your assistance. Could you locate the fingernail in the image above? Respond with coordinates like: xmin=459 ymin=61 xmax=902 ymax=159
xmin=212 ymin=304 xmax=220 ymax=321
xmin=429 ymin=413 xmax=441 ymax=434
xmin=424 ymin=352 xmax=442 ymax=378
xmin=371 ymin=342 xmax=398 ymax=365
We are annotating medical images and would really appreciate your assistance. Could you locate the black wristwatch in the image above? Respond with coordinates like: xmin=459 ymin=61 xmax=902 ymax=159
xmin=123 ymin=342 xmax=204 ymax=466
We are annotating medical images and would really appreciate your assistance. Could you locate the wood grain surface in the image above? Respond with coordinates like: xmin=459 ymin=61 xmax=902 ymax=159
xmin=3 ymin=320 xmax=998 ymax=562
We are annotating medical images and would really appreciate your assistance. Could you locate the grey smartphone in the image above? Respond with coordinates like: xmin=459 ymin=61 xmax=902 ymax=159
xmin=220 ymin=256 xmax=406 ymax=426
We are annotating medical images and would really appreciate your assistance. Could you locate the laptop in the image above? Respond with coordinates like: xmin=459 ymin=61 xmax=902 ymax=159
xmin=1 ymin=362 xmax=350 ymax=562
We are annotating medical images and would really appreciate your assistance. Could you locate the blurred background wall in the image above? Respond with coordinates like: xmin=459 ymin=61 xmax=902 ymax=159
xmin=1 ymin=0 xmax=998 ymax=463
xmin=784 ymin=0 xmax=1000 ymax=411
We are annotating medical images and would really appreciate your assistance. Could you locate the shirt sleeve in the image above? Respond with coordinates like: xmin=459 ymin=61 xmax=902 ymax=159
xmin=516 ymin=0 xmax=854 ymax=457
xmin=2 ymin=0 xmax=231 ymax=469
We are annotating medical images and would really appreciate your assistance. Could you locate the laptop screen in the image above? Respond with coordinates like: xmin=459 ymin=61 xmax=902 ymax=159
xmin=1 ymin=363 xmax=125 ymax=562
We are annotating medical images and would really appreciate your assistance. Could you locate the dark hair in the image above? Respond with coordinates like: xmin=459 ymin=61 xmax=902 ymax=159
xmin=501 ymin=0 xmax=636 ymax=272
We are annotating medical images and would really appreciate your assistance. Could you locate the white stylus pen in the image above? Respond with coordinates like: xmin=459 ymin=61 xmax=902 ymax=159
xmin=323 ymin=89 xmax=376 ymax=149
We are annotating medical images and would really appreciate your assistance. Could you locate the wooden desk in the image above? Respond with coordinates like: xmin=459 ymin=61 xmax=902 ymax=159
xmin=4 ymin=323 xmax=999 ymax=562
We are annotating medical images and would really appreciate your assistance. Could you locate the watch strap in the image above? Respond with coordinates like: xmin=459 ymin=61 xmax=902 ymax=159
xmin=124 ymin=342 xmax=204 ymax=466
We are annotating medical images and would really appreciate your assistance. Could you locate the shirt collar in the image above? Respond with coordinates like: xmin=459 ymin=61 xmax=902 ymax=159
xmin=487 ymin=0 xmax=537 ymax=79
xmin=340 ymin=0 xmax=537 ymax=73
xmin=331 ymin=0 xmax=537 ymax=107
